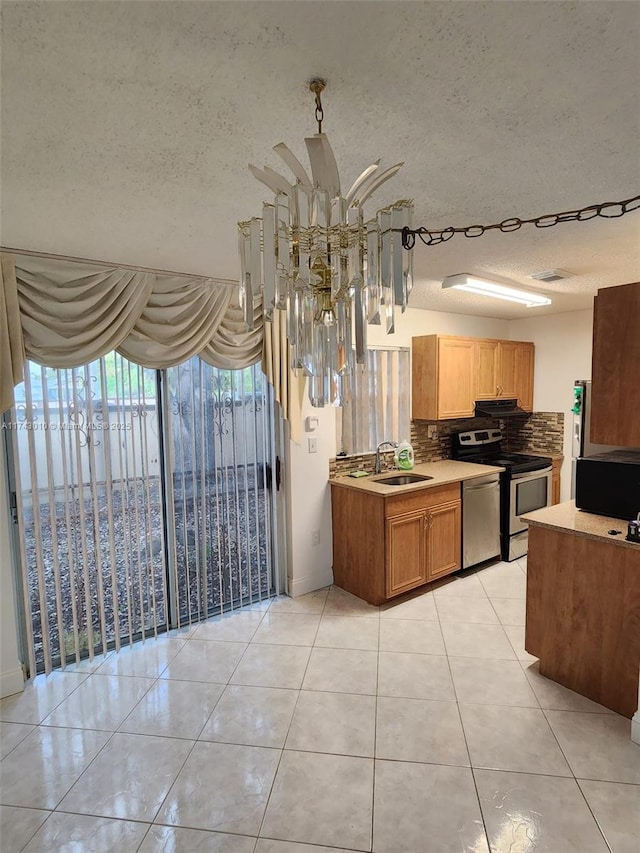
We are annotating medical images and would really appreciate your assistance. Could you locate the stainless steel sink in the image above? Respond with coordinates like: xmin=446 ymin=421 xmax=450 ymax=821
xmin=375 ymin=474 xmax=434 ymax=486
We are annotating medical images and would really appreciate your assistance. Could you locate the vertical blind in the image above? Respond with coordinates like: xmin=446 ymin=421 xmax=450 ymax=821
xmin=11 ymin=354 xmax=277 ymax=675
xmin=11 ymin=356 xmax=166 ymax=675
xmin=164 ymin=358 xmax=275 ymax=628
xmin=341 ymin=348 xmax=411 ymax=454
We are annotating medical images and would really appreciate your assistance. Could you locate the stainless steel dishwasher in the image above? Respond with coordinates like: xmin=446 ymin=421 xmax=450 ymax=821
xmin=462 ymin=474 xmax=501 ymax=569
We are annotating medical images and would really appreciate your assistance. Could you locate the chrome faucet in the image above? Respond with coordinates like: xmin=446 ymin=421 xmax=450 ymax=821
xmin=375 ymin=440 xmax=398 ymax=474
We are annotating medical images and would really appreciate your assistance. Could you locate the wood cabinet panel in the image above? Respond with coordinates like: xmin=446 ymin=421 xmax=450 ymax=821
xmin=590 ymin=281 xmax=640 ymax=446
xmin=475 ymin=339 xmax=500 ymax=400
xmin=436 ymin=338 xmax=476 ymax=419
xmin=386 ymin=511 xmax=428 ymax=597
xmin=332 ymin=482 xmax=463 ymax=604
xmin=514 ymin=343 xmax=535 ymax=411
xmin=497 ymin=341 xmax=518 ymax=398
xmin=427 ymin=500 xmax=462 ymax=581
xmin=551 ymin=460 xmax=562 ymax=505
xmin=526 ymin=524 xmax=640 ymax=718
xmin=412 ymin=334 xmax=534 ymax=421
xmin=411 ymin=335 xmax=438 ymax=420
xmin=331 ymin=485 xmax=386 ymax=604
xmin=385 ymin=483 xmax=460 ymax=518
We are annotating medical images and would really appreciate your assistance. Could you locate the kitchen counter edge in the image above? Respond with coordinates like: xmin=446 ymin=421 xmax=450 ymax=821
xmin=330 ymin=460 xmax=504 ymax=496
xmin=522 ymin=500 xmax=639 ymax=550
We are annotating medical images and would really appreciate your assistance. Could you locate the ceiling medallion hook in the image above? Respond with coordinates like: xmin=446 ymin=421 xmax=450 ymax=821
xmin=309 ymin=78 xmax=326 ymax=134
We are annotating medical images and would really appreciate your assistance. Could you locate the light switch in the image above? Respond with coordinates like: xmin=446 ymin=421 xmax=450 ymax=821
xmin=308 ymin=437 xmax=318 ymax=453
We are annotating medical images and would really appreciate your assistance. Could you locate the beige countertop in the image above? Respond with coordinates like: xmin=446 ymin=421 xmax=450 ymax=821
xmin=522 ymin=500 xmax=639 ymax=549
xmin=330 ymin=460 xmax=504 ymax=496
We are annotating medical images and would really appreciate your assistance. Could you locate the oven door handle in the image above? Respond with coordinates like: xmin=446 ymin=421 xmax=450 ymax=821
xmin=511 ymin=466 xmax=553 ymax=480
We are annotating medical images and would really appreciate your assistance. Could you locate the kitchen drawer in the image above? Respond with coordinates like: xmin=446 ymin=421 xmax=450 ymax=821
xmin=385 ymin=482 xmax=460 ymax=518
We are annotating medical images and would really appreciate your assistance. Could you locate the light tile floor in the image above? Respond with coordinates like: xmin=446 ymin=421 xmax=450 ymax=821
xmin=1 ymin=557 xmax=639 ymax=852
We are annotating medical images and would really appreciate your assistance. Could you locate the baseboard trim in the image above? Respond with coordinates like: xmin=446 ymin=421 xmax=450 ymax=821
xmin=0 ymin=666 xmax=24 ymax=699
xmin=288 ymin=567 xmax=334 ymax=598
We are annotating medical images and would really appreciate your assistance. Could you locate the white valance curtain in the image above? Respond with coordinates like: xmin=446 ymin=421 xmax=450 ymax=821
xmin=0 ymin=249 xmax=260 ymax=394
xmin=0 ymin=250 xmax=304 ymax=440
xmin=0 ymin=254 xmax=25 ymax=415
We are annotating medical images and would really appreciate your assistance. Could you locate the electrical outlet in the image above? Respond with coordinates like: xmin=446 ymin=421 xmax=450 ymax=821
xmin=311 ymin=530 xmax=321 ymax=546
xmin=308 ymin=437 xmax=318 ymax=453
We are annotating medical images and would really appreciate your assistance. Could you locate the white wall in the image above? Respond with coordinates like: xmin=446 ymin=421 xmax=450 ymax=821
xmin=286 ymin=396 xmax=336 ymax=597
xmin=0 ymin=441 xmax=24 ymax=697
xmin=508 ymin=308 xmax=594 ymax=501
xmin=367 ymin=306 xmax=511 ymax=349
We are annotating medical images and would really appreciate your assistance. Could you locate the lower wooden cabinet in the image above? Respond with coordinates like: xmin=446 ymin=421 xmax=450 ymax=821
xmin=526 ymin=523 xmax=640 ymax=717
xmin=332 ymin=481 xmax=462 ymax=605
xmin=551 ymin=459 xmax=562 ymax=505
xmin=427 ymin=500 xmax=462 ymax=581
xmin=386 ymin=510 xmax=428 ymax=597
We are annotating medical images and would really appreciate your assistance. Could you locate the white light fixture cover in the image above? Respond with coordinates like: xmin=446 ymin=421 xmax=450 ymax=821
xmin=442 ymin=274 xmax=552 ymax=307
xmin=239 ymin=132 xmax=413 ymax=407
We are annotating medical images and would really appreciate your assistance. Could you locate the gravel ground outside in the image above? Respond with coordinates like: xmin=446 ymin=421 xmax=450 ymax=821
xmin=21 ymin=473 xmax=272 ymax=672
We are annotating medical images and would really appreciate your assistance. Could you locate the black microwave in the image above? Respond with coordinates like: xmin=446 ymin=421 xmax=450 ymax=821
xmin=575 ymin=450 xmax=640 ymax=520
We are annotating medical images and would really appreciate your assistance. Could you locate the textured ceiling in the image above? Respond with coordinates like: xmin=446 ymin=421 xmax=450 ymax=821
xmin=2 ymin=0 xmax=639 ymax=320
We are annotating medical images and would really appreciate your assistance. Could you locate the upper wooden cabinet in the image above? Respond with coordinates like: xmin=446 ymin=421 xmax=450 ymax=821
xmin=475 ymin=339 xmax=501 ymax=399
xmin=475 ymin=340 xmax=533 ymax=407
xmin=412 ymin=336 xmax=476 ymax=420
xmin=412 ymin=335 xmax=535 ymax=420
xmin=590 ymin=282 xmax=640 ymax=446
xmin=514 ymin=342 xmax=534 ymax=412
xmin=498 ymin=341 xmax=519 ymax=398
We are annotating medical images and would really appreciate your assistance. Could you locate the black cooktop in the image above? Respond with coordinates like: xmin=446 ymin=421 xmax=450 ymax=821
xmin=466 ymin=452 xmax=551 ymax=474
xmin=452 ymin=429 xmax=552 ymax=475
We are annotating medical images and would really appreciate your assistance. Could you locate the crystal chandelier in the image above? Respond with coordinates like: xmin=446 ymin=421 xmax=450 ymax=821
xmin=238 ymin=80 xmax=413 ymax=407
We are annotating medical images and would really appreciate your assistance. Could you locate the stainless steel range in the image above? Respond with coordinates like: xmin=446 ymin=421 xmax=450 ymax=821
xmin=453 ymin=428 xmax=553 ymax=561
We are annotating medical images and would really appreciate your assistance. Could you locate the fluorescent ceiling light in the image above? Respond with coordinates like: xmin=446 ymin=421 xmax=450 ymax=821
xmin=442 ymin=274 xmax=552 ymax=307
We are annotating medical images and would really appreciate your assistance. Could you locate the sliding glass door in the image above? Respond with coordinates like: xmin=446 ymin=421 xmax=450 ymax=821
xmin=7 ymin=354 xmax=280 ymax=675
xmin=164 ymin=358 xmax=276 ymax=626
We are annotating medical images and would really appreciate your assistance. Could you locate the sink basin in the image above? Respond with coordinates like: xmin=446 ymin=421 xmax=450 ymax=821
xmin=375 ymin=474 xmax=434 ymax=486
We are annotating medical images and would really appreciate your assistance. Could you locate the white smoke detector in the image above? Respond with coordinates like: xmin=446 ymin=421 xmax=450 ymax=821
xmin=530 ymin=269 xmax=572 ymax=282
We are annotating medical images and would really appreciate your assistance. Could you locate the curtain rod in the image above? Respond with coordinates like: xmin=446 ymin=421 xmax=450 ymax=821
xmin=0 ymin=245 xmax=239 ymax=287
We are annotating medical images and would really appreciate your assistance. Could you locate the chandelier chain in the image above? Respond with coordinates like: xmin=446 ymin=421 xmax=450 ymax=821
xmin=309 ymin=79 xmax=325 ymax=134
xmin=315 ymin=95 xmax=323 ymax=134
xmin=398 ymin=193 xmax=640 ymax=250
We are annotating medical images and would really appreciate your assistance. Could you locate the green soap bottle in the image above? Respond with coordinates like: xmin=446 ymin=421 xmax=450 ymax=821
xmin=395 ymin=440 xmax=414 ymax=471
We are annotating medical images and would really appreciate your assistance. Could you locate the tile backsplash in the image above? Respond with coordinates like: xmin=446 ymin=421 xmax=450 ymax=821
xmin=410 ymin=417 xmax=500 ymax=463
xmin=330 ymin=411 xmax=564 ymax=477
xmin=504 ymin=412 xmax=564 ymax=455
